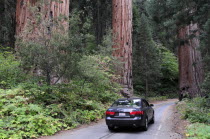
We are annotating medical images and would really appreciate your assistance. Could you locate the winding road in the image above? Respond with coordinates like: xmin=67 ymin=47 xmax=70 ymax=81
xmin=41 ymin=100 xmax=183 ymax=139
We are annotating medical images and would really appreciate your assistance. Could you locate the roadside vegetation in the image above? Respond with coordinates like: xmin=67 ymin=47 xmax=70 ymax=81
xmin=177 ymin=97 xmax=210 ymax=139
xmin=0 ymin=47 xmax=121 ymax=139
xmin=0 ymin=86 xmax=119 ymax=139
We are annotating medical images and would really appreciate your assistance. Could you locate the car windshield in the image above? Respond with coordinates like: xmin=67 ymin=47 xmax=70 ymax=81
xmin=112 ymin=99 xmax=141 ymax=108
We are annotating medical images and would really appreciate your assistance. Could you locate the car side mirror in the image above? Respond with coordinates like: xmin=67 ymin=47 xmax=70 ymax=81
xmin=150 ymin=104 xmax=154 ymax=107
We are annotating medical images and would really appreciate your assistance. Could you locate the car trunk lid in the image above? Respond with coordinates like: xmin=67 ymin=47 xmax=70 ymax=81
xmin=108 ymin=107 xmax=140 ymax=118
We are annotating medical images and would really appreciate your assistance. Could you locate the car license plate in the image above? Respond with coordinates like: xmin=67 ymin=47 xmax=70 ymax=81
xmin=119 ymin=113 xmax=126 ymax=116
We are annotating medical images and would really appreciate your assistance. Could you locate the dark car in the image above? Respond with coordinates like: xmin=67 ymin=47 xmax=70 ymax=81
xmin=105 ymin=98 xmax=154 ymax=131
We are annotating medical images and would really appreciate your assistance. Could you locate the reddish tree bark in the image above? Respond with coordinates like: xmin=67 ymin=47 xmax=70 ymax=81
xmin=178 ymin=23 xmax=204 ymax=98
xmin=16 ymin=0 xmax=69 ymax=85
xmin=16 ymin=0 xmax=69 ymax=39
xmin=112 ymin=0 xmax=133 ymax=97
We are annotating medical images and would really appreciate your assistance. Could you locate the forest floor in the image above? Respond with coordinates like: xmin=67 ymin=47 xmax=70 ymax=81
xmin=170 ymin=102 xmax=189 ymax=139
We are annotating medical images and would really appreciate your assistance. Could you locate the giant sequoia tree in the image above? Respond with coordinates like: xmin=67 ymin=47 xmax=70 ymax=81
xmin=16 ymin=0 xmax=70 ymax=85
xmin=112 ymin=0 xmax=133 ymax=97
xmin=178 ymin=24 xmax=204 ymax=98
xmin=149 ymin=0 xmax=205 ymax=98
xmin=16 ymin=0 xmax=69 ymax=39
xmin=172 ymin=0 xmax=205 ymax=97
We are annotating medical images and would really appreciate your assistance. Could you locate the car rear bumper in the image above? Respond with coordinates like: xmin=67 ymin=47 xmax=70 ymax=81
xmin=106 ymin=117 xmax=145 ymax=127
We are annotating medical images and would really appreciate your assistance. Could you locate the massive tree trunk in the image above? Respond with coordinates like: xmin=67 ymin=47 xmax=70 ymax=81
xmin=112 ymin=0 xmax=133 ymax=97
xmin=178 ymin=23 xmax=204 ymax=98
xmin=16 ymin=0 xmax=69 ymax=84
xmin=16 ymin=0 xmax=69 ymax=39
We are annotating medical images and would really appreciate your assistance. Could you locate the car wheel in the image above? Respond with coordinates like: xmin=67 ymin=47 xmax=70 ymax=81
xmin=108 ymin=126 xmax=115 ymax=131
xmin=150 ymin=113 xmax=155 ymax=124
xmin=142 ymin=118 xmax=148 ymax=131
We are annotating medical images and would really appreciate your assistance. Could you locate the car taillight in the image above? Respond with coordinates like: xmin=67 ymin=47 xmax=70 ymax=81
xmin=106 ymin=111 xmax=115 ymax=116
xmin=130 ymin=111 xmax=144 ymax=115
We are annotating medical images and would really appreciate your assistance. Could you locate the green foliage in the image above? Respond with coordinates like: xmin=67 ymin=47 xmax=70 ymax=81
xmin=186 ymin=123 xmax=210 ymax=139
xmin=70 ymin=0 xmax=112 ymax=45
xmin=0 ymin=48 xmax=26 ymax=88
xmin=16 ymin=54 xmax=121 ymax=136
xmin=0 ymin=88 xmax=63 ymax=139
xmin=133 ymin=13 xmax=162 ymax=96
xmin=0 ymin=80 xmax=120 ymax=139
xmin=177 ymin=98 xmax=210 ymax=138
xmin=98 ymin=29 xmax=114 ymax=56
xmin=133 ymin=1 xmax=179 ymax=97
xmin=148 ymin=0 xmax=210 ymax=55
xmin=133 ymin=0 xmax=180 ymax=97
xmin=159 ymin=46 xmax=179 ymax=94
xmin=16 ymin=4 xmax=86 ymax=86
xmin=201 ymin=19 xmax=210 ymax=73
xmin=147 ymin=0 xmax=177 ymax=51
xmin=133 ymin=6 xmax=178 ymax=97
xmin=177 ymin=98 xmax=210 ymax=124
xmin=73 ymin=109 xmax=105 ymax=124
xmin=161 ymin=47 xmax=178 ymax=79
xmin=68 ymin=10 xmax=97 ymax=54
xmin=201 ymin=72 xmax=210 ymax=97
xmin=17 ymin=23 xmax=73 ymax=85
xmin=78 ymin=55 xmax=119 ymax=88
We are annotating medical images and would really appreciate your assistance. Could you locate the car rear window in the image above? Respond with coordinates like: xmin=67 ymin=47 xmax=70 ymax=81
xmin=112 ymin=99 xmax=141 ymax=107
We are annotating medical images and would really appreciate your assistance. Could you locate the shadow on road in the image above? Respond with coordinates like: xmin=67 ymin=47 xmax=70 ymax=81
xmin=108 ymin=127 xmax=148 ymax=133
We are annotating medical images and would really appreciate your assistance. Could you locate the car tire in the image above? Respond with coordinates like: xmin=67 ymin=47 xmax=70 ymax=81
xmin=142 ymin=118 xmax=148 ymax=131
xmin=108 ymin=126 xmax=115 ymax=131
xmin=150 ymin=113 xmax=155 ymax=124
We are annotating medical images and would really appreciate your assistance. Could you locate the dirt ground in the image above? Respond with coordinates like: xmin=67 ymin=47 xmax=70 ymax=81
xmin=150 ymin=99 xmax=189 ymax=139
xmin=170 ymin=102 xmax=189 ymax=139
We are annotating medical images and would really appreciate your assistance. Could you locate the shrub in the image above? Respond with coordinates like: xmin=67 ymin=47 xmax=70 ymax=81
xmin=201 ymin=72 xmax=210 ymax=97
xmin=74 ymin=109 xmax=105 ymax=124
xmin=186 ymin=123 xmax=210 ymax=139
xmin=0 ymin=88 xmax=63 ymax=139
xmin=177 ymin=98 xmax=210 ymax=138
xmin=177 ymin=97 xmax=210 ymax=124
xmin=0 ymin=50 xmax=26 ymax=89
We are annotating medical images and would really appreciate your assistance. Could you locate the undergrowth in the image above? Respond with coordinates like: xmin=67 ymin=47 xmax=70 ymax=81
xmin=0 ymin=48 xmax=121 ymax=139
xmin=0 ymin=88 xmax=63 ymax=139
xmin=177 ymin=97 xmax=210 ymax=139
xmin=0 ymin=84 xmax=120 ymax=139
xmin=186 ymin=123 xmax=210 ymax=139
xmin=177 ymin=98 xmax=210 ymax=124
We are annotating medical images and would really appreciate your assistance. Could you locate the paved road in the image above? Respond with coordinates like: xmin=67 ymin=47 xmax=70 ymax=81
xmin=43 ymin=100 xmax=182 ymax=139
